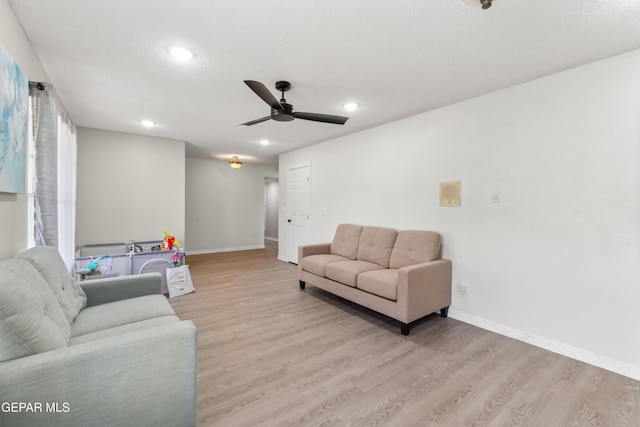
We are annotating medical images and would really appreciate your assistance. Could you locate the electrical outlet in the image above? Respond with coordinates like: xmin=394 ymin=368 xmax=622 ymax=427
xmin=457 ymin=283 xmax=467 ymax=295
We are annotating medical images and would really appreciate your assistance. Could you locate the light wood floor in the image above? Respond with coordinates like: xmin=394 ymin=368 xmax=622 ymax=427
xmin=169 ymin=242 xmax=640 ymax=426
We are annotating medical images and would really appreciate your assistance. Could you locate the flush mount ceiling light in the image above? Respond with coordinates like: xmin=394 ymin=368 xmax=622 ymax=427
xmin=464 ymin=0 xmax=493 ymax=9
xmin=259 ymin=139 xmax=270 ymax=146
xmin=140 ymin=119 xmax=156 ymax=127
xmin=343 ymin=102 xmax=359 ymax=112
xmin=168 ymin=46 xmax=194 ymax=61
xmin=229 ymin=156 xmax=242 ymax=170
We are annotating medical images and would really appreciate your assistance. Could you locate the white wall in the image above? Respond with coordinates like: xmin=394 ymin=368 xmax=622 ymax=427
xmin=0 ymin=0 xmax=49 ymax=259
xmin=265 ymin=181 xmax=279 ymax=240
xmin=279 ymin=49 xmax=640 ymax=379
xmin=185 ymin=158 xmax=278 ymax=253
xmin=76 ymin=127 xmax=185 ymax=245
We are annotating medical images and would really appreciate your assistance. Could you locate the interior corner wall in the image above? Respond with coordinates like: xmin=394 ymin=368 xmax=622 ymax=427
xmin=0 ymin=0 xmax=50 ymax=259
xmin=279 ymin=49 xmax=640 ymax=379
xmin=185 ymin=158 xmax=278 ymax=254
xmin=76 ymin=127 xmax=185 ymax=246
xmin=265 ymin=181 xmax=279 ymax=240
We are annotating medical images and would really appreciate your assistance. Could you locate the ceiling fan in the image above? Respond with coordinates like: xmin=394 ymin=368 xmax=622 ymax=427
xmin=240 ymin=80 xmax=349 ymax=126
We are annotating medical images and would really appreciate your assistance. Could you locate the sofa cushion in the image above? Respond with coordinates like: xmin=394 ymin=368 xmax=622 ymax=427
xmin=389 ymin=230 xmax=442 ymax=269
xmin=357 ymin=269 xmax=399 ymax=301
xmin=301 ymin=254 xmax=351 ymax=277
xmin=0 ymin=259 xmax=71 ymax=362
xmin=71 ymin=294 xmax=176 ymax=338
xmin=70 ymin=316 xmax=180 ymax=345
xmin=357 ymin=226 xmax=397 ymax=268
xmin=325 ymin=260 xmax=384 ymax=287
xmin=330 ymin=224 xmax=363 ymax=259
xmin=17 ymin=246 xmax=87 ymax=326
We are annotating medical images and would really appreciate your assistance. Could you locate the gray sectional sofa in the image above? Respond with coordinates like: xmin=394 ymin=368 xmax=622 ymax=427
xmin=298 ymin=224 xmax=452 ymax=335
xmin=0 ymin=246 xmax=197 ymax=427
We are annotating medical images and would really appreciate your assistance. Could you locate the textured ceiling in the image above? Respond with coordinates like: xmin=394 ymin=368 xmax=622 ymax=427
xmin=8 ymin=0 xmax=640 ymax=165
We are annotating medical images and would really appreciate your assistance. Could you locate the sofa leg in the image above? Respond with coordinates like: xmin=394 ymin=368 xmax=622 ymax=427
xmin=440 ymin=306 xmax=449 ymax=318
xmin=400 ymin=323 xmax=410 ymax=336
xmin=299 ymin=280 xmax=306 ymax=290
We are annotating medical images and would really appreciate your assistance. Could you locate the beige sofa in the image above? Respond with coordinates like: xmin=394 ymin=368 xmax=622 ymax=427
xmin=298 ymin=224 xmax=452 ymax=335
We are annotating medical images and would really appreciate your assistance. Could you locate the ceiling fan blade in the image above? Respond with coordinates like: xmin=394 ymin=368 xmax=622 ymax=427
xmin=240 ymin=116 xmax=272 ymax=126
xmin=244 ymin=80 xmax=283 ymax=110
xmin=294 ymin=112 xmax=349 ymax=125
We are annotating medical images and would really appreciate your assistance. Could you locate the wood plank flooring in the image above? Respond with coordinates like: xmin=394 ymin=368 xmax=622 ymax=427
xmin=169 ymin=242 xmax=640 ymax=426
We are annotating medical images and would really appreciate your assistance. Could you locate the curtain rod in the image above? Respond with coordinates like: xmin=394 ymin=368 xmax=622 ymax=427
xmin=29 ymin=81 xmax=46 ymax=91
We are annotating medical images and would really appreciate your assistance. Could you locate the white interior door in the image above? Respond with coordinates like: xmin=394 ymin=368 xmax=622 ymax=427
xmin=287 ymin=164 xmax=310 ymax=264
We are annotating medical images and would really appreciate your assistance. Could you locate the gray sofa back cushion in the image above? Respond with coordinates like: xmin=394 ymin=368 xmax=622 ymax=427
xmin=389 ymin=230 xmax=442 ymax=269
xmin=330 ymin=224 xmax=363 ymax=260
xmin=0 ymin=258 xmax=71 ymax=362
xmin=17 ymin=246 xmax=87 ymax=326
xmin=357 ymin=226 xmax=398 ymax=268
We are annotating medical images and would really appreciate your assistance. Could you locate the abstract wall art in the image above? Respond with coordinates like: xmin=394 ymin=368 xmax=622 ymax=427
xmin=0 ymin=42 xmax=28 ymax=194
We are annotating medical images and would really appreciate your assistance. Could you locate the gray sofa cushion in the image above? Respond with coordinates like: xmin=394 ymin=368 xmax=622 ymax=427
xmin=17 ymin=246 xmax=87 ymax=326
xmin=330 ymin=224 xmax=363 ymax=259
xmin=300 ymin=254 xmax=350 ymax=277
xmin=357 ymin=226 xmax=397 ymax=268
xmin=389 ymin=230 xmax=442 ymax=269
xmin=71 ymin=294 xmax=177 ymax=338
xmin=70 ymin=316 xmax=180 ymax=345
xmin=0 ymin=259 xmax=71 ymax=362
xmin=357 ymin=269 xmax=399 ymax=301
xmin=325 ymin=260 xmax=383 ymax=287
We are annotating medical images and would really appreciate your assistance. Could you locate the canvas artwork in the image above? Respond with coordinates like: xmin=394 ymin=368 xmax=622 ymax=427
xmin=0 ymin=42 xmax=28 ymax=194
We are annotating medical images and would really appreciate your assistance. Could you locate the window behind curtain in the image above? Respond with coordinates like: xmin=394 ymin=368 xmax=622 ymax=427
xmin=56 ymin=109 xmax=77 ymax=271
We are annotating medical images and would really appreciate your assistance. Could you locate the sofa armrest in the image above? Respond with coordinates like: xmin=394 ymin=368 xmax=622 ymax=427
xmin=79 ymin=272 xmax=162 ymax=307
xmin=396 ymin=259 xmax=452 ymax=324
xmin=0 ymin=320 xmax=197 ymax=427
xmin=298 ymin=243 xmax=331 ymax=259
xmin=297 ymin=243 xmax=331 ymax=279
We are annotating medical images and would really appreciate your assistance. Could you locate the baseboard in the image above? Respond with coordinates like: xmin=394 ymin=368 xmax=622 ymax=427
xmin=187 ymin=244 xmax=265 ymax=255
xmin=265 ymin=236 xmax=279 ymax=242
xmin=277 ymin=255 xmax=290 ymax=263
xmin=448 ymin=309 xmax=640 ymax=381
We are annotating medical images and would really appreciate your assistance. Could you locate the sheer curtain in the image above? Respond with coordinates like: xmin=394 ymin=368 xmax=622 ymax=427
xmin=29 ymin=82 xmax=77 ymax=271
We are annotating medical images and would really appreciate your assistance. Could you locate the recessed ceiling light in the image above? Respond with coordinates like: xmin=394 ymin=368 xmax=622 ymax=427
xmin=140 ymin=120 xmax=156 ymax=127
xmin=343 ymin=102 xmax=359 ymax=112
xmin=259 ymin=139 xmax=270 ymax=146
xmin=168 ymin=46 xmax=194 ymax=61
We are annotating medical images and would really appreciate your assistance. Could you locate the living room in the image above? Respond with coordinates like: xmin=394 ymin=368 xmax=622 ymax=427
xmin=1 ymin=1 xmax=639 ymax=426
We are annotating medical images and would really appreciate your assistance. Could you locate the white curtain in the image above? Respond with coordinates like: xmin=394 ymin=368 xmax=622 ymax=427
xmin=29 ymin=82 xmax=77 ymax=271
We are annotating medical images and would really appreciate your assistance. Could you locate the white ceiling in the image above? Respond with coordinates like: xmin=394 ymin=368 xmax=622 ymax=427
xmin=8 ymin=0 xmax=640 ymax=166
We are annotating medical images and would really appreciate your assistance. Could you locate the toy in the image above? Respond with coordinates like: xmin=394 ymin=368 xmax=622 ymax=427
xmin=78 ymin=255 xmax=109 ymax=276
xmin=172 ymin=251 xmax=180 ymax=266
xmin=162 ymin=230 xmax=181 ymax=251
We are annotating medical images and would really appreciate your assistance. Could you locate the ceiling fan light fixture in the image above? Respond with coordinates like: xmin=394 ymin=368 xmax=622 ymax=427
xmin=463 ymin=0 xmax=493 ymax=9
xmin=229 ymin=156 xmax=242 ymax=170
xmin=240 ymin=80 xmax=350 ymax=126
